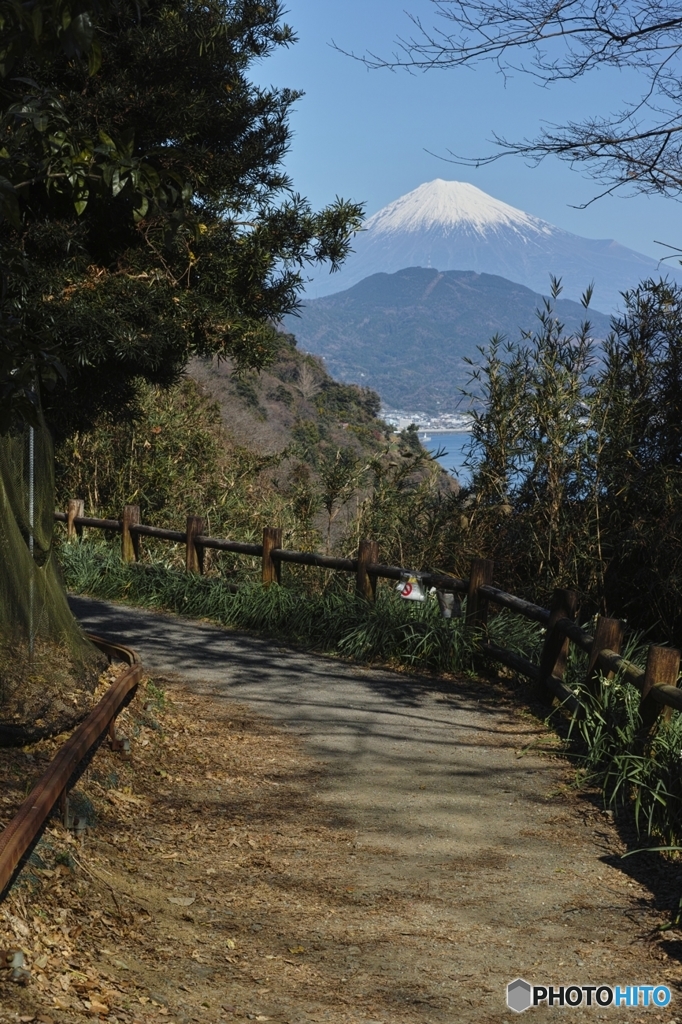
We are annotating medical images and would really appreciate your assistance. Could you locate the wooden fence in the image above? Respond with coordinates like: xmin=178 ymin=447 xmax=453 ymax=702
xmin=55 ymin=501 xmax=682 ymax=734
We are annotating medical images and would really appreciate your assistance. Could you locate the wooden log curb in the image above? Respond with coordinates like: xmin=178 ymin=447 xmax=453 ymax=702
xmin=122 ymin=504 xmax=141 ymax=563
xmin=262 ymin=527 xmax=283 ymax=586
xmin=586 ymin=616 xmax=625 ymax=696
xmin=532 ymin=589 xmax=580 ymax=708
xmin=0 ymin=636 xmax=143 ymax=900
xmin=466 ymin=558 xmax=495 ymax=631
xmin=186 ymin=516 xmax=206 ymax=575
xmin=639 ymin=646 xmax=682 ymax=734
xmin=67 ymin=499 xmax=84 ymax=541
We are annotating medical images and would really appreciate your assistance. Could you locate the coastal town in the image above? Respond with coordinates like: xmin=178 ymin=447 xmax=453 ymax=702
xmin=381 ymin=407 xmax=473 ymax=433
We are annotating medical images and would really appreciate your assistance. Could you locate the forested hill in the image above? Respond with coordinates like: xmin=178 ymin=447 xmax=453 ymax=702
xmin=188 ymin=335 xmax=388 ymax=461
xmin=55 ymin=332 xmax=454 ymax=559
xmin=285 ymin=267 xmax=613 ymax=411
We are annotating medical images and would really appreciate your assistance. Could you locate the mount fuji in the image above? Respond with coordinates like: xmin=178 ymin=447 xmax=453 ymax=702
xmin=306 ymin=180 xmax=681 ymax=314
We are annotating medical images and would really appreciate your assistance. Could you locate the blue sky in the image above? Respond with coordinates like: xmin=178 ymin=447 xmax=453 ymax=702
xmin=253 ymin=0 xmax=680 ymax=262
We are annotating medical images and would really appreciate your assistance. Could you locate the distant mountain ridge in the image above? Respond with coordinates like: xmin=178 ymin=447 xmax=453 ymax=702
xmin=286 ymin=266 xmax=613 ymax=413
xmin=306 ymin=180 xmax=680 ymax=314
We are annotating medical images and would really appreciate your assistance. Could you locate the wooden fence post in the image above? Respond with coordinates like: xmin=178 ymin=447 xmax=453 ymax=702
xmin=465 ymin=558 xmax=494 ymax=631
xmin=262 ymin=526 xmax=282 ymax=586
xmin=356 ymin=538 xmax=379 ymax=601
xmin=67 ymin=499 xmax=84 ymax=541
xmin=186 ymin=516 xmax=206 ymax=574
xmin=585 ymin=615 xmax=625 ymax=695
xmin=122 ymin=504 xmax=140 ymax=563
xmin=638 ymin=645 xmax=681 ymax=736
xmin=538 ymin=588 xmax=579 ymax=700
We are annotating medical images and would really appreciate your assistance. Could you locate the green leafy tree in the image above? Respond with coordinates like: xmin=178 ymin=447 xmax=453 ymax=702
xmin=319 ymin=446 xmax=365 ymax=553
xmin=0 ymin=0 xmax=363 ymax=434
xmin=398 ymin=423 xmax=423 ymax=455
xmin=351 ymin=438 xmax=459 ymax=573
xmin=457 ymin=278 xmax=682 ymax=640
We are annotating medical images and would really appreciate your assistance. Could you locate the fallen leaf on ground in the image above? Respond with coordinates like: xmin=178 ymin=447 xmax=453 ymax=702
xmin=8 ymin=913 xmax=30 ymax=938
xmin=86 ymin=1000 xmax=110 ymax=1014
xmin=107 ymin=790 xmax=144 ymax=805
xmin=167 ymin=896 xmax=195 ymax=906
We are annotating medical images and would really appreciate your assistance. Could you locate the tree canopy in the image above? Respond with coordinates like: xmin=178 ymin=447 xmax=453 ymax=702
xmin=1 ymin=0 xmax=363 ymax=434
xmin=355 ymin=0 xmax=682 ymax=202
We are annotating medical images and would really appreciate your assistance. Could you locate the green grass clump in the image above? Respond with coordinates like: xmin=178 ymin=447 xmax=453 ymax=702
xmin=519 ymin=636 xmax=682 ymax=846
xmin=566 ymin=663 xmax=682 ymax=845
xmin=60 ymin=541 xmax=481 ymax=676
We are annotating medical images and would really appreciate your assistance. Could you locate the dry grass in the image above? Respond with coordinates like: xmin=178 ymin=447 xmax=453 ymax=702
xmin=0 ymin=637 xmax=106 ymax=745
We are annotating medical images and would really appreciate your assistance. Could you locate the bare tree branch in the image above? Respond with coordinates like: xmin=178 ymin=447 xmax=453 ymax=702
xmin=340 ymin=0 xmax=682 ymax=198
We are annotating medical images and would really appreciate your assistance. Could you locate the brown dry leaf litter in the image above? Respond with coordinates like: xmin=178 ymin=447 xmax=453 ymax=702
xmin=0 ymin=639 xmax=107 ymax=744
xmin=1 ymin=675 xmax=682 ymax=1024
xmin=0 ymin=678 xmax=374 ymax=1024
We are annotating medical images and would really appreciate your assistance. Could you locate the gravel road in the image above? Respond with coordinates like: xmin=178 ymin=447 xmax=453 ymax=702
xmin=68 ymin=594 xmax=681 ymax=1022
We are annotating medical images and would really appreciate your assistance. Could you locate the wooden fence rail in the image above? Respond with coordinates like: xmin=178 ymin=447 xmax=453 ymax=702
xmin=0 ymin=637 xmax=142 ymax=898
xmin=54 ymin=503 xmax=682 ymax=726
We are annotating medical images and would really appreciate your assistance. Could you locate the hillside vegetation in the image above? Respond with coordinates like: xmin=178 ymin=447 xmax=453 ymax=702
xmin=56 ymin=332 xmax=456 ymax=565
xmin=56 ymin=280 xmax=682 ymax=851
xmin=285 ymin=266 xmax=613 ymax=409
xmin=57 ymin=278 xmax=682 ymax=647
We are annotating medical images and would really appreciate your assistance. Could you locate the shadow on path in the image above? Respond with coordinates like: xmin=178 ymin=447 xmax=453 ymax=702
xmin=67 ymin=593 xmax=681 ymax=1005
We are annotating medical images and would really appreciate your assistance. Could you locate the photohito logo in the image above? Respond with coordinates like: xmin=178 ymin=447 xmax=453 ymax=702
xmin=506 ymin=979 xmax=672 ymax=1013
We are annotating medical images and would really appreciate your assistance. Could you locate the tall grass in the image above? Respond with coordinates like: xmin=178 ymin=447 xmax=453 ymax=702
xmin=60 ymin=541 xmax=556 ymax=679
xmin=60 ymin=541 xmax=483 ymax=675
xmin=503 ymin=631 xmax=682 ymax=845
xmin=565 ymin=660 xmax=682 ymax=845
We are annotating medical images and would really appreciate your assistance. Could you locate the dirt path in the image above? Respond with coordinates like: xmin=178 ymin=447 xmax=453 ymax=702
xmin=15 ymin=595 xmax=682 ymax=1021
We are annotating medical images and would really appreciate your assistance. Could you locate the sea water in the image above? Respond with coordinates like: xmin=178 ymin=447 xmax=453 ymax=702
xmin=419 ymin=431 xmax=472 ymax=483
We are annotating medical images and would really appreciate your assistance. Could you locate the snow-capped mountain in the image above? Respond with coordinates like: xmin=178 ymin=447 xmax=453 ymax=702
xmin=367 ymin=179 xmax=544 ymax=236
xmin=308 ymin=180 xmax=680 ymax=313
